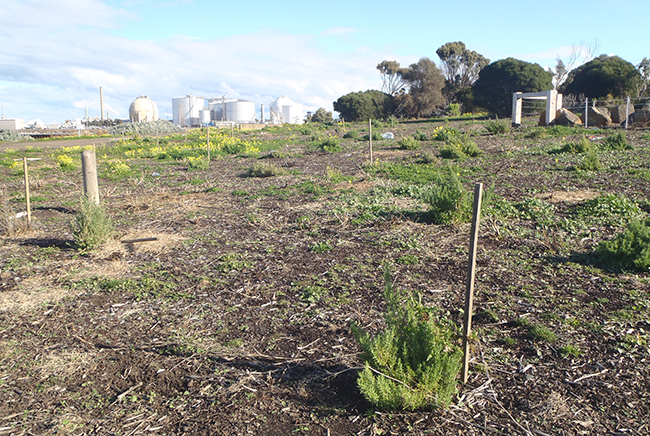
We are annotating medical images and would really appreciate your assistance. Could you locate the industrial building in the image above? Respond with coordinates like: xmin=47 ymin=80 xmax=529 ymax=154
xmin=171 ymin=94 xmax=303 ymax=127
xmin=0 ymin=117 xmax=25 ymax=131
xmin=129 ymin=96 xmax=159 ymax=123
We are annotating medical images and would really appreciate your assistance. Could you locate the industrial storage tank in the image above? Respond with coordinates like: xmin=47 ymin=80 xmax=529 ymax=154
xmin=199 ymin=108 xmax=211 ymax=125
xmin=172 ymin=95 xmax=206 ymax=127
xmin=224 ymin=100 xmax=256 ymax=123
xmin=129 ymin=96 xmax=159 ymax=122
xmin=269 ymin=96 xmax=303 ymax=124
xmin=208 ymin=97 xmax=237 ymax=122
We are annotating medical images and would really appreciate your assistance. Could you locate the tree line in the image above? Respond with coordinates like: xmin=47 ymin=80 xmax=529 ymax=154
xmin=326 ymin=41 xmax=650 ymax=122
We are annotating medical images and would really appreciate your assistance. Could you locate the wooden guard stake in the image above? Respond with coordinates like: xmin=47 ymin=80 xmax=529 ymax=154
xmin=462 ymin=182 xmax=483 ymax=384
xmin=23 ymin=157 xmax=31 ymax=223
xmin=81 ymin=149 xmax=100 ymax=204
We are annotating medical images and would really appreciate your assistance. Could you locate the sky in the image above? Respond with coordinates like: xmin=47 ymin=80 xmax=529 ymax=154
xmin=0 ymin=0 xmax=648 ymax=124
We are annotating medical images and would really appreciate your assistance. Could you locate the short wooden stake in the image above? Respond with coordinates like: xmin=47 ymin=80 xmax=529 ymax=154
xmin=23 ymin=157 xmax=31 ymax=223
xmin=81 ymin=149 xmax=100 ymax=204
xmin=462 ymin=182 xmax=483 ymax=384
xmin=369 ymin=119 xmax=373 ymax=164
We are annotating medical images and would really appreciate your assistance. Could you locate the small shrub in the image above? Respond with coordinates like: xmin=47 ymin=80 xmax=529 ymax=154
xmin=413 ymin=129 xmax=428 ymax=141
xmin=351 ymin=267 xmax=462 ymax=411
xmin=596 ymin=218 xmax=650 ymax=272
xmin=559 ymin=344 xmax=582 ymax=358
xmin=246 ymin=162 xmax=287 ymax=178
xmin=446 ymin=103 xmax=461 ymax=116
xmin=343 ymin=130 xmax=359 ymax=140
xmin=601 ymin=131 xmax=632 ymax=150
xmin=186 ymin=156 xmax=210 ymax=171
xmin=419 ymin=166 xmax=472 ymax=224
xmin=317 ymin=137 xmax=342 ymax=153
xmin=560 ymin=135 xmax=593 ymax=154
xmin=577 ymin=150 xmax=601 ymax=171
xmin=398 ymin=137 xmax=420 ymax=150
xmin=57 ymin=154 xmax=76 ymax=171
xmin=371 ymin=119 xmax=384 ymax=128
xmin=439 ymin=134 xmax=481 ymax=159
xmin=432 ymin=126 xmax=458 ymax=142
xmin=484 ymin=119 xmax=510 ymax=135
xmin=527 ymin=324 xmax=557 ymax=343
xmin=362 ymin=131 xmax=383 ymax=141
xmin=70 ymin=197 xmax=113 ymax=250
xmin=574 ymin=194 xmax=643 ymax=227
xmin=311 ymin=241 xmax=333 ymax=253
xmin=105 ymin=160 xmax=133 ymax=179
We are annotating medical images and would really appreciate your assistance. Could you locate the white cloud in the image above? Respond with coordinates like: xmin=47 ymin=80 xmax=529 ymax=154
xmin=0 ymin=1 xmax=388 ymax=122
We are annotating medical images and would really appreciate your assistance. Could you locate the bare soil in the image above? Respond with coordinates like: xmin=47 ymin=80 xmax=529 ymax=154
xmin=1 ymin=122 xmax=649 ymax=436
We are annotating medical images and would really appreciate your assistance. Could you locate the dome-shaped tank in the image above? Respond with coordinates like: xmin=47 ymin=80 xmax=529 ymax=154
xmin=224 ymin=100 xmax=256 ymax=123
xmin=129 ymin=96 xmax=159 ymax=123
xmin=269 ymin=96 xmax=303 ymax=124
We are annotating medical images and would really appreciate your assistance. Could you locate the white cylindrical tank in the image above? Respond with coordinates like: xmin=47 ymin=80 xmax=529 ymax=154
xmin=224 ymin=100 xmax=256 ymax=123
xmin=199 ymin=108 xmax=211 ymax=125
xmin=172 ymin=95 xmax=206 ymax=127
xmin=282 ymin=105 xmax=303 ymax=124
xmin=129 ymin=96 xmax=159 ymax=123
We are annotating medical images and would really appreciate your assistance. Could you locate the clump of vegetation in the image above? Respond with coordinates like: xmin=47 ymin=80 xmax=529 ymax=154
xmin=398 ymin=137 xmax=420 ymax=150
xmin=577 ymin=150 xmax=602 ymax=171
xmin=446 ymin=103 xmax=461 ymax=116
xmin=70 ymin=197 xmax=114 ymax=250
xmin=432 ymin=126 xmax=459 ymax=142
xmin=596 ymin=218 xmax=650 ymax=272
xmin=419 ymin=166 xmax=472 ymax=224
xmin=246 ymin=162 xmax=287 ymax=178
xmin=601 ymin=131 xmax=632 ymax=150
xmin=343 ymin=130 xmax=359 ymax=140
xmin=362 ymin=131 xmax=384 ymax=141
xmin=413 ymin=129 xmax=428 ymax=141
xmin=439 ymin=134 xmax=481 ymax=159
xmin=57 ymin=154 xmax=76 ymax=171
xmin=105 ymin=160 xmax=133 ymax=179
xmin=351 ymin=268 xmax=462 ymax=411
xmin=574 ymin=194 xmax=643 ymax=227
xmin=186 ymin=156 xmax=210 ymax=171
xmin=316 ymin=137 xmax=342 ymax=153
xmin=559 ymin=135 xmax=593 ymax=154
xmin=484 ymin=118 xmax=510 ymax=135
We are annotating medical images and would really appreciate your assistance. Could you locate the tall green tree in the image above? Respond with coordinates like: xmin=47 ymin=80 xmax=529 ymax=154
xmin=436 ymin=41 xmax=489 ymax=103
xmin=472 ymin=58 xmax=553 ymax=117
xmin=395 ymin=58 xmax=445 ymax=118
xmin=377 ymin=60 xmax=406 ymax=96
xmin=636 ymin=57 xmax=650 ymax=98
xmin=560 ymin=55 xmax=640 ymax=99
xmin=333 ymin=90 xmax=394 ymax=122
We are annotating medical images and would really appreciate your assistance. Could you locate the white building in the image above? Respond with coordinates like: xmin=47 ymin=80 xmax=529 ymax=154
xmin=0 ymin=118 xmax=25 ymax=130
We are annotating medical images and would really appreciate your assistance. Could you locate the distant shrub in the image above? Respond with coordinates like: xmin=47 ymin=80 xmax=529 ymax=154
xmin=398 ymin=137 xmax=420 ymax=150
xmin=432 ymin=126 xmax=459 ymax=142
xmin=447 ymin=103 xmax=461 ymax=116
xmin=351 ymin=267 xmax=462 ymax=411
xmin=371 ymin=119 xmax=385 ymax=128
xmin=596 ymin=218 xmax=650 ymax=271
xmin=362 ymin=131 xmax=384 ymax=141
xmin=343 ymin=130 xmax=359 ymax=140
xmin=560 ymin=135 xmax=593 ymax=154
xmin=439 ymin=134 xmax=481 ymax=159
xmin=186 ymin=156 xmax=210 ymax=171
xmin=484 ymin=119 xmax=511 ymax=135
xmin=601 ymin=131 xmax=632 ymax=150
xmin=246 ymin=162 xmax=287 ymax=177
xmin=577 ymin=150 xmax=602 ymax=171
xmin=413 ymin=129 xmax=428 ymax=141
xmin=419 ymin=166 xmax=472 ymax=224
xmin=317 ymin=137 xmax=342 ymax=152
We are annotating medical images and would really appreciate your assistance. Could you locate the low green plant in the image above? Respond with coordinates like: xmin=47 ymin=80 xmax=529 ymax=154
xmin=432 ymin=126 xmax=458 ymax=142
xmin=439 ymin=134 xmax=481 ymax=159
xmin=57 ymin=154 xmax=76 ymax=171
xmin=559 ymin=135 xmax=593 ymax=154
xmin=596 ymin=217 xmax=650 ymax=272
xmin=574 ymin=194 xmax=643 ymax=227
xmin=484 ymin=118 xmax=510 ymax=135
xmin=362 ymin=131 xmax=383 ymax=141
xmin=446 ymin=103 xmax=461 ymax=116
xmin=70 ymin=197 xmax=113 ymax=250
xmin=601 ymin=131 xmax=632 ymax=150
xmin=351 ymin=267 xmax=462 ymax=411
xmin=186 ymin=156 xmax=210 ymax=171
xmin=316 ymin=137 xmax=342 ymax=153
xmin=413 ymin=129 xmax=428 ymax=141
xmin=398 ymin=137 xmax=420 ymax=150
xmin=577 ymin=150 xmax=602 ymax=171
xmin=343 ymin=130 xmax=359 ymax=140
xmin=246 ymin=162 xmax=287 ymax=177
xmin=419 ymin=167 xmax=472 ymax=224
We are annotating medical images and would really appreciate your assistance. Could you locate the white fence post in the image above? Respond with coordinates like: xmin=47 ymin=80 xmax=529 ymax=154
xmin=584 ymin=98 xmax=589 ymax=128
xmin=625 ymin=96 xmax=630 ymax=129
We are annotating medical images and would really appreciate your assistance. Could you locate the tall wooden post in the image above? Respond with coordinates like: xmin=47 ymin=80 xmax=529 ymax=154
xmin=462 ymin=182 xmax=483 ymax=384
xmin=23 ymin=157 xmax=31 ymax=223
xmin=207 ymin=125 xmax=211 ymax=162
xmin=81 ymin=149 xmax=100 ymax=204
xmin=369 ymin=119 xmax=373 ymax=164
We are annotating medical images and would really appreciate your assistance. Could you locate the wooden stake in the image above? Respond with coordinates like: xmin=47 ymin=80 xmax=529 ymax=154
xmin=207 ymin=125 xmax=211 ymax=162
xmin=22 ymin=157 xmax=31 ymax=223
xmin=81 ymin=149 xmax=100 ymax=204
xmin=462 ymin=182 xmax=483 ymax=384
xmin=369 ymin=119 xmax=373 ymax=164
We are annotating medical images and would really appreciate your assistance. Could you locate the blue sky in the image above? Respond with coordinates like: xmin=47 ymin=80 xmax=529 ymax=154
xmin=0 ymin=0 xmax=647 ymax=124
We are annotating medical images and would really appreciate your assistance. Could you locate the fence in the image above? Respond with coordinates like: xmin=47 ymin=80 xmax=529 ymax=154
xmin=519 ymin=95 xmax=650 ymax=128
